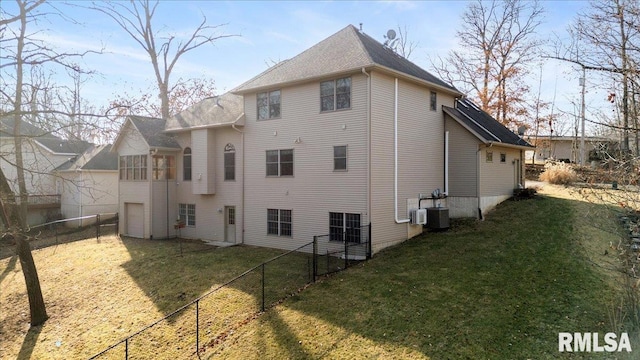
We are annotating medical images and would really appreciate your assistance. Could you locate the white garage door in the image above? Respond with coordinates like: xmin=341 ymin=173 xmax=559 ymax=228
xmin=126 ymin=203 xmax=144 ymax=238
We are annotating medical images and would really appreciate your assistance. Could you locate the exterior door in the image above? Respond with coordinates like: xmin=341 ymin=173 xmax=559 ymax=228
xmin=126 ymin=203 xmax=144 ymax=238
xmin=224 ymin=206 xmax=236 ymax=243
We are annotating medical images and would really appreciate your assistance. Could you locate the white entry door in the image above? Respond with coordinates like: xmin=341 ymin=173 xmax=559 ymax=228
xmin=225 ymin=206 xmax=236 ymax=243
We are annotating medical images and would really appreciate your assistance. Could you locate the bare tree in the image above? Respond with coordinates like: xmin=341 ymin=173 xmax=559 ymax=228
xmin=91 ymin=0 xmax=234 ymax=119
xmin=430 ymin=0 xmax=544 ymax=128
xmin=0 ymin=0 xmax=99 ymax=326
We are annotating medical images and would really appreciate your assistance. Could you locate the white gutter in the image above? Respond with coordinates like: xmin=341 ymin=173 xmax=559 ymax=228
xmin=394 ymin=78 xmax=410 ymax=224
xmin=444 ymin=131 xmax=449 ymax=195
xmin=362 ymin=68 xmax=371 ymax=226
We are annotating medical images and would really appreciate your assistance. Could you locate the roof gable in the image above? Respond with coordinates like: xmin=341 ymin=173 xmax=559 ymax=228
xmin=56 ymin=144 xmax=118 ymax=171
xmin=113 ymin=115 xmax=180 ymax=151
xmin=233 ymin=24 xmax=459 ymax=94
xmin=443 ymin=98 xmax=532 ymax=148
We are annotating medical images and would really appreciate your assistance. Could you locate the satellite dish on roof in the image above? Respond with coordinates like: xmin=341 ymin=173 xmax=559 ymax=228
xmin=517 ymin=126 xmax=526 ymax=136
xmin=386 ymin=29 xmax=396 ymax=40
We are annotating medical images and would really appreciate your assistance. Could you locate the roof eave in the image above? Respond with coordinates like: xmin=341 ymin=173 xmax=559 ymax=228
xmin=372 ymin=64 xmax=463 ymax=97
xmin=485 ymin=141 xmax=534 ymax=151
xmin=164 ymin=114 xmax=246 ymax=133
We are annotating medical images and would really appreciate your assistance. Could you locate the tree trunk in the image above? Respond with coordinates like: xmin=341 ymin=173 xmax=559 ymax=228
xmin=15 ymin=233 xmax=48 ymax=326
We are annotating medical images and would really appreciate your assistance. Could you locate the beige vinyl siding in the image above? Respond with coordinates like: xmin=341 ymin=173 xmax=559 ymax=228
xmin=479 ymin=146 xmax=521 ymax=196
xmin=243 ymin=72 xmax=368 ymax=251
xmin=445 ymin=117 xmax=478 ymax=197
xmin=116 ymin=121 xmax=153 ymax=237
xmin=369 ymin=72 xmax=455 ymax=252
xmin=191 ymin=129 xmax=216 ymax=194
xmin=58 ymin=170 xmax=118 ymax=227
xmin=151 ymin=168 xmax=177 ymax=239
xmin=175 ymin=129 xmax=243 ymax=243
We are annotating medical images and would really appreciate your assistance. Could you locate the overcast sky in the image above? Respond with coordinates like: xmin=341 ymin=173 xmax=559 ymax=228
xmin=3 ymin=0 xmax=610 ymax=135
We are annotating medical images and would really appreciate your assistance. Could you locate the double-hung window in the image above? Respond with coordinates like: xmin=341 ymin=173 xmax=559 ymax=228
xmin=266 ymin=149 xmax=293 ymax=176
xmin=329 ymin=212 xmax=361 ymax=243
xmin=179 ymin=204 xmax=196 ymax=226
xmin=334 ymin=145 xmax=347 ymax=171
xmin=321 ymin=77 xmax=351 ymax=112
xmin=183 ymin=148 xmax=192 ymax=181
xmin=224 ymin=143 xmax=236 ymax=181
xmin=267 ymin=209 xmax=292 ymax=236
xmin=257 ymin=90 xmax=281 ymax=120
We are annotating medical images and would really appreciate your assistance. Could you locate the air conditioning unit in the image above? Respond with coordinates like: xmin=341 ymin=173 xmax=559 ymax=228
xmin=410 ymin=208 xmax=427 ymax=225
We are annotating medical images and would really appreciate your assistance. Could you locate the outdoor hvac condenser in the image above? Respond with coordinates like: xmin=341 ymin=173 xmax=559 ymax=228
xmin=427 ymin=207 xmax=449 ymax=230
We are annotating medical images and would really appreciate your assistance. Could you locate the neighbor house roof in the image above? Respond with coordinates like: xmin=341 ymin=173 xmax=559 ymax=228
xmin=232 ymin=24 xmax=461 ymax=95
xmin=56 ymin=144 xmax=118 ymax=172
xmin=1 ymin=116 xmax=92 ymax=154
xmin=165 ymin=92 xmax=245 ymax=133
xmin=443 ymin=98 xmax=533 ymax=149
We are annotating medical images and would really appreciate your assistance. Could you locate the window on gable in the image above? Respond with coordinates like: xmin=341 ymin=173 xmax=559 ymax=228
xmin=321 ymin=77 xmax=351 ymax=112
xmin=334 ymin=145 xmax=347 ymax=171
xmin=430 ymin=91 xmax=437 ymax=111
xmin=119 ymin=155 xmax=147 ymax=181
xmin=183 ymin=147 xmax=192 ymax=181
xmin=267 ymin=209 xmax=292 ymax=237
xmin=257 ymin=90 xmax=281 ymax=120
xmin=266 ymin=149 xmax=293 ymax=176
xmin=179 ymin=203 xmax=196 ymax=226
xmin=500 ymin=153 xmax=506 ymax=163
xmin=224 ymin=143 xmax=236 ymax=181
xmin=486 ymin=151 xmax=493 ymax=163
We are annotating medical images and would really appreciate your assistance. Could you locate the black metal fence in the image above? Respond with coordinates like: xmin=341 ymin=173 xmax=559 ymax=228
xmin=28 ymin=213 xmax=119 ymax=246
xmin=90 ymin=224 xmax=371 ymax=359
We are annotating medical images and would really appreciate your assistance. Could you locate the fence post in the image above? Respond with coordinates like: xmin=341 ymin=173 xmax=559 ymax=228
xmin=312 ymin=236 xmax=318 ymax=282
xmin=196 ymin=299 xmax=200 ymax=355
xmin=261 ymin=263 xmax=265 ymax=312
xmin=116 ymin=212 xmax=119 ymax=237
xmin=344 ymin=230 xmax=348 ymax=269
xmin=96 ymin=214 xmax=100 ymax=240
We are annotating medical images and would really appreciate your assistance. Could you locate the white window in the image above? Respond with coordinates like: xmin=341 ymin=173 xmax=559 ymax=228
xmin=321 ymin=77 xmax=351 ymax=112
xmin=334 ymin=146 xmax=347 ymax=171
xmin=119 ymin=155 xmax=147 ymax=181
xmin=179 ymin=204 xmax=196 ymax=226
xmin=183 ymin=148 xmax=192 ymax=181
xmin=266 ymin=149 xmax=293 ymax=176
xmin=224 ymin=143 xmax=235 ymax=181
xmin=267 ymin=209 xmax=292 ymax=236
xmin=257 ymin=90 xmax=281 ymax=120
xmin=329 ymin=212 xmax=361 ymax=243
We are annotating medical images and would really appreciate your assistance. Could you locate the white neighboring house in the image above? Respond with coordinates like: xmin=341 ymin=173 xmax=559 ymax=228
xmin=113 ymin=25 xmax=533 ymax=254
xmin=0 ymin=117 xmax=92 ymax=225
xmin=55 ymin=144 xmax=119 ymax=227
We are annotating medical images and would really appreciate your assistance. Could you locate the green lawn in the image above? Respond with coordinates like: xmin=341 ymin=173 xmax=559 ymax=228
xmin=2 ymin=188 xmax=635 ymax=359
xmin=207 ymin=192 xmax=632 ymax=359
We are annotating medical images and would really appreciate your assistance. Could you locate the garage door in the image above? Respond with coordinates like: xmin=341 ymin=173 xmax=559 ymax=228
xmin=126 ymin=203 xmax=144 ymax=238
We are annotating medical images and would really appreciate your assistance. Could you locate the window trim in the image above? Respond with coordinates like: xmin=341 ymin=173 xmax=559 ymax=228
xmin=179 ymin=203 xmax=196 ymax=227
xmin=333 ymin=145 xmax=347 ymax=171
xmin=119 ymin=155 xmax=148 ymax=181
xmin=267 ymin=209 xmax=292 ymax=237
xmin=430 ymin=91 xmax=437 ymax=111
xmin=183 ymin=147 xmax=192 ymax=181
xmin=329 ymin=212 xmax=361 ymax=243
xmin=224 ymin=143 xmax=236 ymax=181
xmin=257 ymin=90 xmax=281 ymax=120
xmin=266 ymin=149 xmax=294 ymax=177
xmin=320 ymin=77 xmax=351 ymax=112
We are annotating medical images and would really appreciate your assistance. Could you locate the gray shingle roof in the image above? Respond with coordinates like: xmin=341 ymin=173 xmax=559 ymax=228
xmin=443 ymin=98 xmax=533 ymax=148
xmin=36 ymin=138 xmax=92 ymax=154
xmin=165 ymin=92 xmax=244 ymax=132
xmin=56 ymin=144 xmax=118 ymax=171
xmin=1 ymin=116 xmax=93 ymax=154
xmin=232 ymin=24 xmax=460 ymax=94
xmin=0 ymin=116 xmax=50 ymax=138
xmin=128 ymin=115 xmax=180 ymax=149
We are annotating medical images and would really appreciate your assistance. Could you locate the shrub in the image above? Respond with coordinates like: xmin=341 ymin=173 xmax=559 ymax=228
xmin=539 ymin=162 xmax=579 ymax=184
xmin=513 ymin=187 xmax=537 ymax=200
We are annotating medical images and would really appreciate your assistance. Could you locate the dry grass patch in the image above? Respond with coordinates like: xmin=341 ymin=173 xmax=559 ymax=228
xmin=0 ymin=236 xmax=286 ymax=359
xmin=539 ymin=162 xmax=579 ymax=184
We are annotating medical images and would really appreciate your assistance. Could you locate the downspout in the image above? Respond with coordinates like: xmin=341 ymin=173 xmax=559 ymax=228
xmin=477 ymin=143 xmax=492 ymax=220
xmin=232 ymin=122 xmax=244 ymax=244
xmin=78 ymin=169 xmax=83 ymax=227
xmin=444 ymin=131 xmax=449 ymax=195
xmin=362 ymin=68 xmax=371 ymax=226
xmin=394 ymin=78 xmax=410 ymax=224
